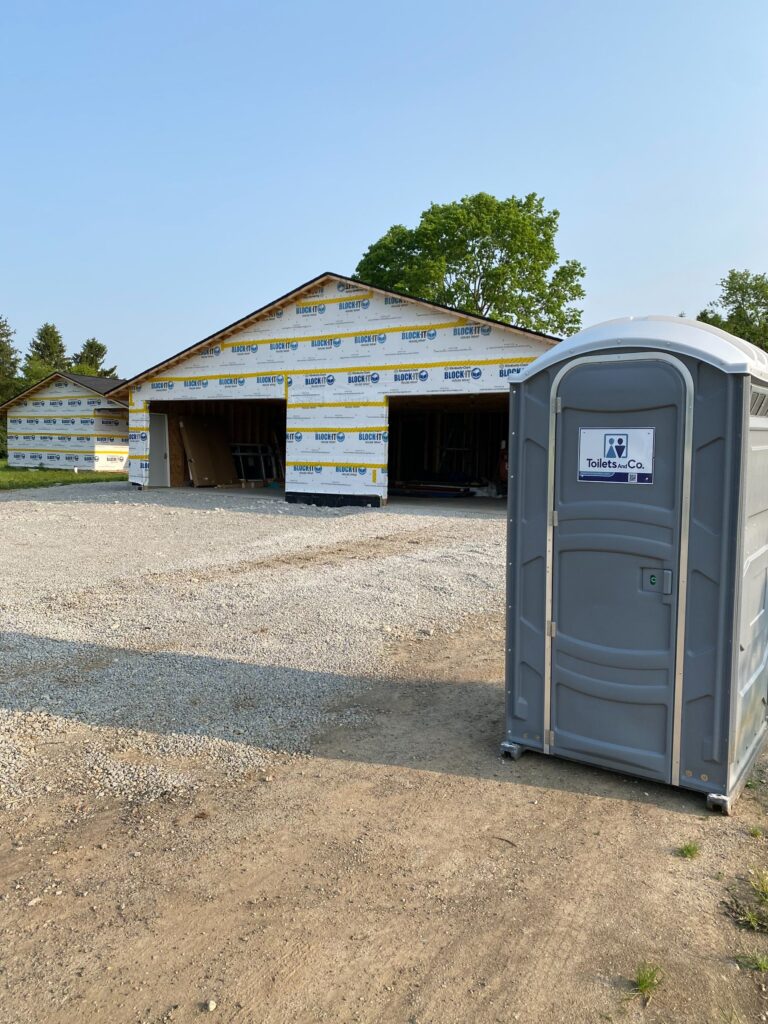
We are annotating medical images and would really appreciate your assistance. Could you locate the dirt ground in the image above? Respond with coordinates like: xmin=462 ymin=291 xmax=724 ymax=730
xmin=1 ymin=606 xmax=767 ymax=1023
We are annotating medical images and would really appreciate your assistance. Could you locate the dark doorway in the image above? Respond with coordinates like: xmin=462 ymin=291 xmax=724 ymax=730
xmin=148 ymin=399 xmax=286 ymax=488
xmin=387 ymin=394 xmax=509 ymax=499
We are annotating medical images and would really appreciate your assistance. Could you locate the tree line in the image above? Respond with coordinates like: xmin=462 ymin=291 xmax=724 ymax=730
xmin=0 ymin=318 xmax=119 ymax=457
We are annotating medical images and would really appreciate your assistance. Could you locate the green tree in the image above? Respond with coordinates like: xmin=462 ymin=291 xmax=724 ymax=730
xmin=354 ymin=192 xmax=586 ymax=335
xmin=20 ymin=322 xmax=67 ymax=389
xmin=0 ymin=315 xmax=21 ymax=458
xmin=24 ymin=322 xmax=68 ymax=373
xmin=70 ymin=337 xmax=117 ymax=377
xmin=0 ymin=315 xmax=20 ymax=404
xmin=698 ymin=270 xmax=768 ymax=351
xmin=19 ymin=354 xmax=59 ymax=390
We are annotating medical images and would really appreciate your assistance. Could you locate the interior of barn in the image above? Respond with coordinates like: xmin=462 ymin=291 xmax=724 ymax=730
xmin=145 ymin=393 xmax=510 ymax=500
xmin=150 ymin=399 xmax=286 ymax=489
xmin=387 ymin=394 xmax=509 ymax=500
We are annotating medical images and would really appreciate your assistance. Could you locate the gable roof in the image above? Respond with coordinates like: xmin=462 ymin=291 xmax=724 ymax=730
xmin=62 ymin=372 xmax=127 ymax=395
xmin=0 ymin=371 xmax=128 ymax=413
xmin=107 ymin=271 xmax=560 ymax=400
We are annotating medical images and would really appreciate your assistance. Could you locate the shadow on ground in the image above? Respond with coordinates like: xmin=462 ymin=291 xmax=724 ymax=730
xmin=0 ymin=630 xmax=706 ymax=816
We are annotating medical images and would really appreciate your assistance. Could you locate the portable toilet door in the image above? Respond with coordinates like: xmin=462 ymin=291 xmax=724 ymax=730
xmin=502 ymin=316 xmax=768 ymax=812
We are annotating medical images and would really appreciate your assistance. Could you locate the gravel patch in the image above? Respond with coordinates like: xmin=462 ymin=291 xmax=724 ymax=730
xmin=82 ymin=749 xmax=195 ymax=802
xmin=0 ymin=483 xmax=506 ymax=808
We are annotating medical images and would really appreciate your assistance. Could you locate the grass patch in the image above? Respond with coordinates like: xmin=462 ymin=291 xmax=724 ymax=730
xmin=750 ymin=870 xmax=768 ymax=903
xmin=0 ymin=458 xmax=126 ymax=491
xmin=676 ymin=841 xmax=701 ymax=859
xmin=736 ymin=904 xmax=765 ymax=931
xmin=749 ymin=826 xmax=763 ymax=839
xmin=719 ymin=1009 xmax=747 ymax=1024
xmin=735 ymin=950 xmax=768 ymax=972
xmin=630 ymin=963 xmax=663 ymax=1005
xmin=726 ymin=871 xmax=768 ymax=932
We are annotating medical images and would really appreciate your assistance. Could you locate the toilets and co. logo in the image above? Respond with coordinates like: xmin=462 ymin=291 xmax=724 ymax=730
xmin=578 ymin=427 xmax=655 ymax=485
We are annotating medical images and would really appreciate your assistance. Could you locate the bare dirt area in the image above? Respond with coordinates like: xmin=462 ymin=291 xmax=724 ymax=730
xmin=0 ymin=484 xmax=767 ymax=1024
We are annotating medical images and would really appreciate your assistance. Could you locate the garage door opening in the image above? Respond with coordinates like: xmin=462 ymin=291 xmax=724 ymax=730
xmin=387 ymin=394 xmax=509 ymax=499
xmin=148 ymin=399 xmax=286 ymax=488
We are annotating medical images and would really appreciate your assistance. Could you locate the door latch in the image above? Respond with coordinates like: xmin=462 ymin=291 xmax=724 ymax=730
xmin=642 ymin=568 xmax=673 ymax=595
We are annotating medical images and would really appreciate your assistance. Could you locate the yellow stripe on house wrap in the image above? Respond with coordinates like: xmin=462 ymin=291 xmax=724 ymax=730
xmin=286 ymin=426 xmax=387 ymax=433
xmin=293 ymin=291 xmax=374 ymax=306
xmin=287 ymin=401 xmax=388 ymax=409
xmin=149 ymin=356 xmax=533 ymax=385
xmin=286 ymin=461 xmax=387 ymax=470
xmin=218 ymin=319 xmax=467 ymax=351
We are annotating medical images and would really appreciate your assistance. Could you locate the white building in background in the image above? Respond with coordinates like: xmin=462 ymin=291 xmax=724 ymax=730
xmin=1 ymin=372 xmax=129 ymax=472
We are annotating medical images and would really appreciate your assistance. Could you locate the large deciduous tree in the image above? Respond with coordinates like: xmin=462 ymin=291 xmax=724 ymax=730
xmin=698 ymin=270 xmax=768 ymax=351
xmin=354 ymin=192 xmax=586 ymax=336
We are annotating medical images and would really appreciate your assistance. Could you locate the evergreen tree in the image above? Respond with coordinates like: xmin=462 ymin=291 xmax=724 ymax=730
xmin=20 ymin=354 xmax=60 ymax=389
xmin=20 ymin=322 xmax=67 ymax=389
xmin=24 ymin=323 xmax=68 ymax=374
xmin=0 ymin=315 xmax=20 ymax=404
xmin=69 ymin=337 xmax=117 ymax=377
xmin=0 ymin=315 xmax=21 ymax=459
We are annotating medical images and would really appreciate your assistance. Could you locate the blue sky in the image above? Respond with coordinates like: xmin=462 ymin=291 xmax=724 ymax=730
xmin=2 ymin=0 xmax=766 ymax=377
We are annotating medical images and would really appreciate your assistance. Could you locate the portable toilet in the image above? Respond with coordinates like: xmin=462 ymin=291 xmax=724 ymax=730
xmin=502 ymin=316 xmax=768 ymax=812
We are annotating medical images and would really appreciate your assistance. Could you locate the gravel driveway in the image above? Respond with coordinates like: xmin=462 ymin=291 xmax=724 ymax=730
xmin=2 ymin=484 xmax=766 ymax=1024
xmin=0 ymin=483 xmax=506 ymax=806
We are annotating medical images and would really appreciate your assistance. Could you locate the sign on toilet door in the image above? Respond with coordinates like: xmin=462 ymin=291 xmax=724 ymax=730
xmin=577 ymin=427 xmax=655 ymax=484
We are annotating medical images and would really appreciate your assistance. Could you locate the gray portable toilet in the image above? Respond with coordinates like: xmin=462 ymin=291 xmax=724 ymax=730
xmin=502 ymin=316 xmax=768 ymax=812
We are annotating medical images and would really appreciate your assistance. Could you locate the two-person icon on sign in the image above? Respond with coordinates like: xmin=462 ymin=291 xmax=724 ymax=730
xmin=605 ymin=435 xmax=627 ymax=459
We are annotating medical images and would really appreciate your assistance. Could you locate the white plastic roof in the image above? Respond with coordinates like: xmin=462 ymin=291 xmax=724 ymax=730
xmin=519 ymin=315 xmax=768 ymax=385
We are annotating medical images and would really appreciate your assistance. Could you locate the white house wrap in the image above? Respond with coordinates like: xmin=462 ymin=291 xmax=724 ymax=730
xmin=118 ymin=273 xmax=557 ymax=504
xmin=3 ymin=372 xmax=129 ymax=472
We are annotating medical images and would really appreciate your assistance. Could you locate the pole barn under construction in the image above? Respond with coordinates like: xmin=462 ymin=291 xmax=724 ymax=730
xmin=109 ymin=273 xmax=557 ymax=506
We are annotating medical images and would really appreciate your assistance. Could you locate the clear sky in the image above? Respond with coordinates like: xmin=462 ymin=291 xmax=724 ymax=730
xmin=2 ymin=0 xmax=767 ymax=377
